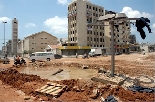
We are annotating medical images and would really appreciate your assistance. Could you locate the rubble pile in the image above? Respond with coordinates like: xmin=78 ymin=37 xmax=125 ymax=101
xmin=0 ymin=69 xmax=154 ymax=101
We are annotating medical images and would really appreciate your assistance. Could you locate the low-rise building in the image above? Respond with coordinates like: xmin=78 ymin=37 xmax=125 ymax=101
xmin=18 ymin=31 xmax=58 ymax=56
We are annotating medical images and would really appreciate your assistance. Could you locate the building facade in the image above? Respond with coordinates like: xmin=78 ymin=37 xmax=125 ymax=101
xmin=101 ymin=10 xmax=131 ymax=53
xmin=113 ymin=20 xmax=131 ymax=53
xmin=67 ymin=0 xmax=131 ymax=54
xmin=129 ymin=34 xmax=136 ymax=44
xmin=18 ymin=31 xmax=58 ymax=56
xmin=12 ymin=18 xmax=18 ymax=55
xmin=68 ymin=0 xmax=105 ymax=47
xmin=6 ymin=40 xmax=12 ymax=56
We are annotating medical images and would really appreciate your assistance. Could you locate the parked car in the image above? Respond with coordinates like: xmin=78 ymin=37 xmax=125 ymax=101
xmin=28 ymin=52 xmax=55 ymax=62
xmin=115 ymin=52 xmax=122 ymax=55
xmin=54 ymin=54 xmax=62 ymax=59
xmin=0 ymin=57 xmax=10 ymax=64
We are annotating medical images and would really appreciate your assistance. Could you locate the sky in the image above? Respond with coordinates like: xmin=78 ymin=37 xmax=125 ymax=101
xmin=0 ymin=0 xmax=154 ymax=49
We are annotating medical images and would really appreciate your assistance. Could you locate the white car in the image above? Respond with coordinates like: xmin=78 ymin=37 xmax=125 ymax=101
xmin=28 ymin=52 xmax=55 ymax=62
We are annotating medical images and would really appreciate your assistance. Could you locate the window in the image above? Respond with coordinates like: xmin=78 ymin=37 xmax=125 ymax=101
xmin=96 ymin=14 xmax=98 ymax=17
xmin=87 ymin=31 xmax=89 ymax=34
xmin=96 ymin=8 xmax=98 ymax=11
xmin=100 ymin=38 xmax=102 ymax=42
xmin=45 ymin=38 xmax=47 ymax=39
xmin=100 ymin=45 xmax=102 ymax=47
xmin=87 ymin=37 xmax=89 ymax=41
xmin=94 ymin=38 xmax=96 ymax=41
xmin=41 ymin=38 xmax=43 ymax=39
xmin=45 ymin=43 xmax=47 ymax=44
xmin=89 ymin=6 xmax=91 ymax=9
xmin=41 ymin=43 xmax=43 ymax=44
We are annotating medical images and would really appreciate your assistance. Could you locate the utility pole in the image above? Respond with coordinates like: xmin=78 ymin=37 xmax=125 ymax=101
xmin=87 ymin=13 xmax=139 ymax=77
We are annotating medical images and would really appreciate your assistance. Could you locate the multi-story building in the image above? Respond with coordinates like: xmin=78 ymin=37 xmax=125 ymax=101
xmin=18 ymin=31 xmax=58 ymax=56
xmin=68 ymin=0 xmax=105 ymax=47
xmin=103 ymin=10 xmax=131 ymax=53
xmin=6 ymin=40 xmax=12 ymax=55
xmin=129 ymin=34 xmax=136 ymax=44
xmin=1 ymin=46 xmax=6 ymax=56
xmin=67 ymin=0 xmax=130 ymax=55
xmin=12 ymin=18 xmax=18 ymax=55
xmin=113 ymin=20 xmax=131 ymax=53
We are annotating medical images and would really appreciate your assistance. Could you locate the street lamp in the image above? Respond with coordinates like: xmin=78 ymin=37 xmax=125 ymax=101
xmin=2 ymin=21 xmax=7 ymax=56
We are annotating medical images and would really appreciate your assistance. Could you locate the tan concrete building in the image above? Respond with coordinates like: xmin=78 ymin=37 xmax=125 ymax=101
xmin=68 ymin=0 xmax=105 ymax=46
xmin=18 ymin=31 xmax=57 ymax=56
xmin=6 ymin=40 xmax=12 ymax=56
xmin=129 ymin=34 xmax=136 ymax=44
xmin=113 ymin=20 xmax=131 ymax=53
xmin=67 ymin=0 xmax=131 ymax=55
xmin=103 ymin=11 xmax=131 ymax=53
xmin=63 ymin=0 xmax=107 ymax=55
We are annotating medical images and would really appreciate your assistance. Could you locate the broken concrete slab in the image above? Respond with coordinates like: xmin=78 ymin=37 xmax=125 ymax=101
xmin=51 ymin=69 xmax=63 ymax=75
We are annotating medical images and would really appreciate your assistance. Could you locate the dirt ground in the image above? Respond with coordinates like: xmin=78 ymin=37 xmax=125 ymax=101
xmin=0 ymin=52 xmax=155 ymax=101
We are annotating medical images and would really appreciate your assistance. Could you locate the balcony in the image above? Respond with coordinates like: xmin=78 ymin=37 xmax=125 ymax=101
xmin=67 ymin=10 xmax=77 ymax=18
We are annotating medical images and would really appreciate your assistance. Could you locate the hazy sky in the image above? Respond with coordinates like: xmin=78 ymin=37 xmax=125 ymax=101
xmin=0 ymin=0 xmax=154 ymax=49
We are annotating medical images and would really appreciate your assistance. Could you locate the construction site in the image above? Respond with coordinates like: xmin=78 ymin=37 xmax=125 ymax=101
xmin=0 ymin=52 xmax=155 ymax=102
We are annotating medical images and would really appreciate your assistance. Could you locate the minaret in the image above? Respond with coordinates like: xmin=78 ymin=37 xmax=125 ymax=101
xmin=12 ymin=18 xmax=18 ymax=55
